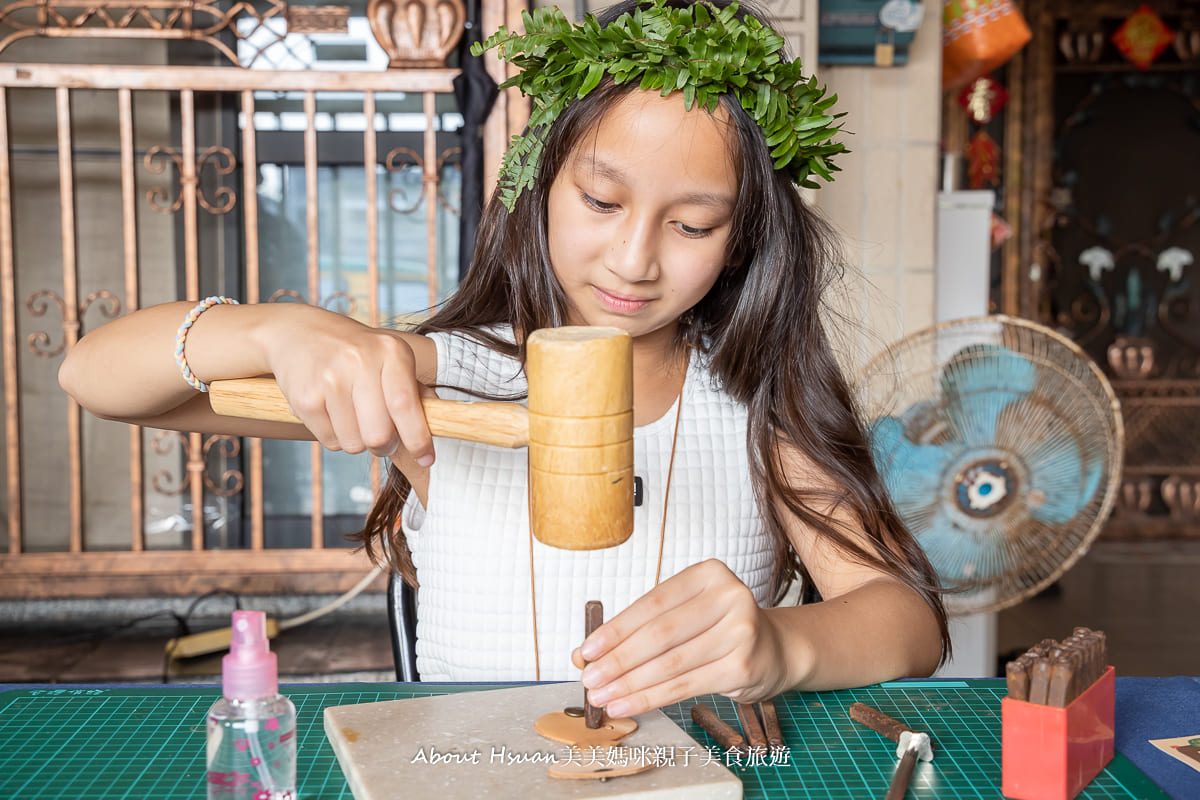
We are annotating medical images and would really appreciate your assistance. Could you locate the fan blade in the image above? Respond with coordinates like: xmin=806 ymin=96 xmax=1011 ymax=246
xmin=994 ymin=396 xmax=1090 ymax=525
xmin=940 ymin=344 xmax=1038 ymax=396
xmin=868 ymin=416 xmax=952 ymax=505
xmin=868 ymin=415 xmax=955 ymax=535
xmin=1079 ymin=451 xmax=1105 ymax=510
xmin=1025 ymin=431 xmax=1086 ymax=524
xmin=945 ymin=391 xmax=1013 ymax=446
xmin=941 ymin=344 xmax=1038 ymax=447
xmin=915 ymin=513 xmax=993 ymax=585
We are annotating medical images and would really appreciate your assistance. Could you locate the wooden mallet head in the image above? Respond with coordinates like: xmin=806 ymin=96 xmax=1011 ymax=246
xmin=525 ymin=326 xmax=633 ymax=549
xmin=208 ymin=325 xmax=634 ymax=550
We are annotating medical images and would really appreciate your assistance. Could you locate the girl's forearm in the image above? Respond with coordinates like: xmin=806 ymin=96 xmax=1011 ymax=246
xmin=59 ymin=300 xmax=280 ymax=420
xmin=766 ymin=578 xmax=943 ymax=692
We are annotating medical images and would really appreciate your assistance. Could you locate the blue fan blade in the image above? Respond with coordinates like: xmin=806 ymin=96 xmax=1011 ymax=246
xmin=940 ymin=344 xmax=1038 ymax=395
xmin=993 ymin=395 xmax=1099 ymax=526
xmin=946 ymin=392 xmax=1007 ymax=445
xmin=868 ymin=416 xmax=952 ymax=518
xmin=941 ymin=345 xmax=1038 ymax=447
xmin=1025 ymin=426 xmax=1086 ymax=525
xmin=913 ymin=510 xmax=992 ymax=584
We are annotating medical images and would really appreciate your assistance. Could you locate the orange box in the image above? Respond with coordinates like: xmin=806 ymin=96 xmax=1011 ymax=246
xmin=1001 ymin=666 xmax=1115 ymax=800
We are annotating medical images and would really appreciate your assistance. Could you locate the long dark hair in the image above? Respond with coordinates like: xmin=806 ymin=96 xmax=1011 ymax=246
xmin=352 ymin=0 xmax=951 ymax=665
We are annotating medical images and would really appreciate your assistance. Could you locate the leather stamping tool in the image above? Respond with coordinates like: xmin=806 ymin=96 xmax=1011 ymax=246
xmin=583 ymin=600 xmax=605 ymax=729
xmin=758 ymin=699 xmax=786 ymax=750
xmin=735 ymin=702 xmax=767 ymax=750
xmin=849 ymin=702 xmax=934 ymax=800
xmin=690 ymin=704 xmax=747 ymax=757
xmin=733 ymin=700 xmax=786 ymax=752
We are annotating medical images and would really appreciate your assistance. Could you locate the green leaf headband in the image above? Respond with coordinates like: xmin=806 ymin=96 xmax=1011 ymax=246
xmin=471 ymin=0 xmax=847 ymax=211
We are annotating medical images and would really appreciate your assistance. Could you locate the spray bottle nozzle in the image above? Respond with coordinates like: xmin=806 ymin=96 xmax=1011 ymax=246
xmin=222 ymin=610 xmax=278 ymax=701
xmin=230 ymin=610 xmax=269 ymax=658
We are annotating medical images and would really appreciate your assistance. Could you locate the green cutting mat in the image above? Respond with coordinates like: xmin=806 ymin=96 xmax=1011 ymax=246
xmin=0 ymin=680 xmax=1168 ymax=799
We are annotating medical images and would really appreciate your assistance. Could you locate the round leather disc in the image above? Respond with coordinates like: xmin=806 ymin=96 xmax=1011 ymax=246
xmin=534 ymin=710 xmax=638 ymax=747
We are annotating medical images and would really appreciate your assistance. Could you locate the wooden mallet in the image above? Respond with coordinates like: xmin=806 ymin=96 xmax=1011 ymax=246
xmin=208 ymin=326 xmax=634 ymax=550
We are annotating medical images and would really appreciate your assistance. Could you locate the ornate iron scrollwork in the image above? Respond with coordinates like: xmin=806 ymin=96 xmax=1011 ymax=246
xmin=145 ymin=146 xmax=238 ymax=216
xmin=0 ymin=0 xmax=353 ymax=67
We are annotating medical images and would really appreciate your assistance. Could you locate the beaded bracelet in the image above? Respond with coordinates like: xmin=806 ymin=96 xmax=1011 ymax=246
xmin=175 ymin=296 xmax=239 ymax=392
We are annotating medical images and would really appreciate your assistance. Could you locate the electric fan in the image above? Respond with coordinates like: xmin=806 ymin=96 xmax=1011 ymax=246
xmin=858 ymin=314 xmax=1124 ymax=615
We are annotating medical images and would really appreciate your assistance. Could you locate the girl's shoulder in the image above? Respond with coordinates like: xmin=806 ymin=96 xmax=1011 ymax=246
xmin=427 ymin=325 xmax=524 ymax=399
xmin=426 ymin=323 xmax=516 ymax=351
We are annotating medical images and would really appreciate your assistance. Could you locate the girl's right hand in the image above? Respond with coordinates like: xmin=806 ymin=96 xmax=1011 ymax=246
xmin=257 ymin=305 xmax=437 ymax=465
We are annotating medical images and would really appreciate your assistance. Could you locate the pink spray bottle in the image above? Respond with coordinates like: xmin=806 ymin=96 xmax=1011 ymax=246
xmin=206 ymin=610 xmax=297 ymax=799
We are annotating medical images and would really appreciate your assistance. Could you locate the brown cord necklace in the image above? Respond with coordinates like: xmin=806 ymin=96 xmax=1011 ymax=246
xmin=526 ymin=353 xmax=688 ymax=679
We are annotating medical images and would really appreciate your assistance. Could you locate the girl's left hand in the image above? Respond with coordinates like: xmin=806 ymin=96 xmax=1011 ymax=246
xmin=570 ymin=559 xmax=788 ymax=718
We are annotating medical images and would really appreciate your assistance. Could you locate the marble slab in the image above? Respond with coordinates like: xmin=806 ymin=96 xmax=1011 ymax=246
xmin=323 ymin=681 xmax=743 ymax=799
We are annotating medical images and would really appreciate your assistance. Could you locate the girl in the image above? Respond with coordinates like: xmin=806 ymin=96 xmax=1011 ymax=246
xmin=59 ymin=0 xmax=950 ymax=719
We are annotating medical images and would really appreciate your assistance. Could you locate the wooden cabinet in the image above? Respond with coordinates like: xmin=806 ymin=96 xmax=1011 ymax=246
xmin=1003 ymin=0 xmax=1200 ymax=541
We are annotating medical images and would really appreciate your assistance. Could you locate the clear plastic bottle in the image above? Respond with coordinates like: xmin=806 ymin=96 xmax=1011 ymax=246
xmin=206 ymin=610 xmax=298 ymax=800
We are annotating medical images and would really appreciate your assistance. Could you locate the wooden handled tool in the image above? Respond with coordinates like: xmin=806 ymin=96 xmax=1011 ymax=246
xmin=209 ymin=326 xmax=635 ymax=550
xmin=758 ymin=700 xmax=786 ymax=749
xmin=850 ymin=703 xmax=934 ymax=800
xmin=1005 ymin=627 xmax=1108 ymax=707
xmin=734 ymin=700 xmax=787 ymax=751
xmin=209 ymin=378 xmax=530 ymax=447
xmin=886 ymin=731 xmax=933 ymax=800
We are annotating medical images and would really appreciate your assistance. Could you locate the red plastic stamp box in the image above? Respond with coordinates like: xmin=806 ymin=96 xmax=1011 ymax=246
xmin=1001 ymin=666 xmax=1115 ymax=800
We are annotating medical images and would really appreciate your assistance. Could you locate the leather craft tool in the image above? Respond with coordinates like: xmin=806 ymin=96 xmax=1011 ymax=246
xmin=887 ymin=730 xmax=933 ymax=800
xmin=733 ymin=700 xmax=785 ymax=751
xmin=690 ymin=704 xmax=747 ymax=757
xmin=584 ymin=600 xmax=606 ymax=729
xmin=209 ymin=326 xmax=635 ymax=550
xmin=849 ymin=702 xmax=915 ymax=744
xmin=533 ymin=602 xmax=633 ymax=750
xmin=533 ymin=600 xmax=641 ymax=751
xmin=735 ymin=703 xmax=767 ymax=750
xmin=849 ymin=703 xmax=934 ymax=800
xmin=758 ymin=700 xmax=785 ymax=750
xmin=1005 ymin=627 xmax=1108 ymax=707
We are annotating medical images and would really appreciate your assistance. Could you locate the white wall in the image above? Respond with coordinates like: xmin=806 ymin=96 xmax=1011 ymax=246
xmin=814 ymin=5 xmax=943 ymax=370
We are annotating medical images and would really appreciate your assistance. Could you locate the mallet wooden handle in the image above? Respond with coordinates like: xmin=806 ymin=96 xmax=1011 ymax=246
xmin=208 ymin=376 xmax=530 ymax=449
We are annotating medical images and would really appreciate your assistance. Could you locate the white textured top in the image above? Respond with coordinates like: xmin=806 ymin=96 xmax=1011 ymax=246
xmin=401 ymin=328 xmax=774 ymax=681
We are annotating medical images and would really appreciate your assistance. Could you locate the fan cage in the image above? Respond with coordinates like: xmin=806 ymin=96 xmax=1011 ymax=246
xmin=857 ymin=315 xmax=1125 ymax=616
